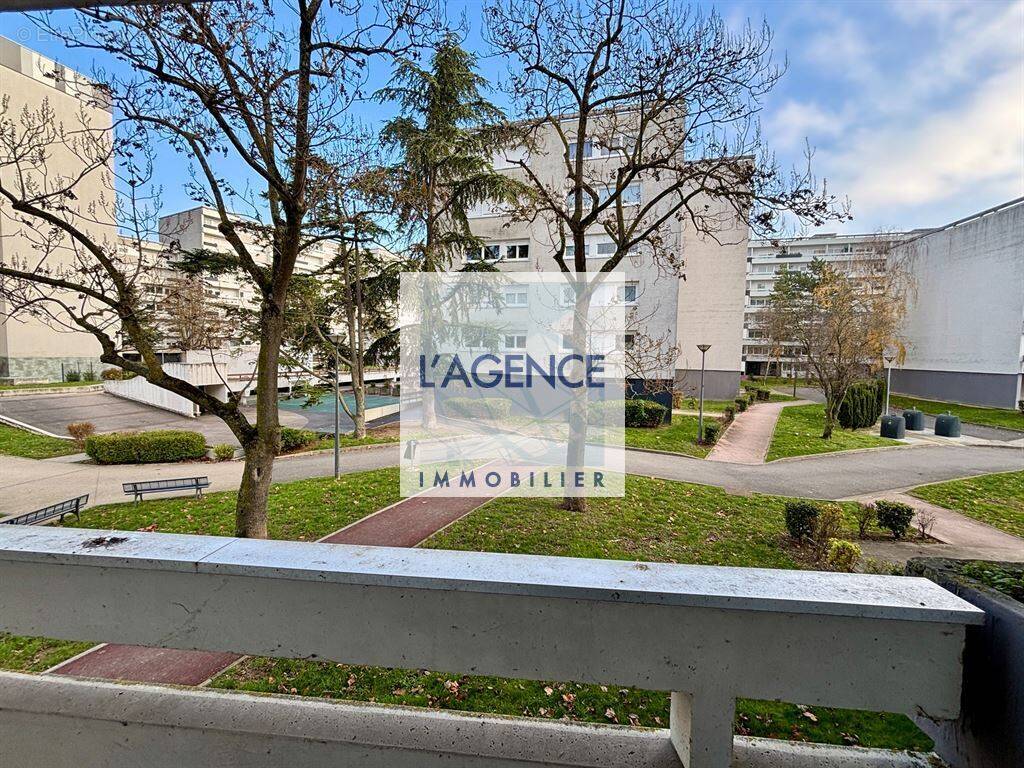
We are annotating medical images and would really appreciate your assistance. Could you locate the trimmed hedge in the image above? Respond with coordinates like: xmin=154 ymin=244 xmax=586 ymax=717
xmin=279 ymin=427 xmax=318 ymax=453
xmin=445 ymin=397 xmax=513 ymax=421
xmin=734 ymin=397 xmax=748 ymax=413
xmin=624 ymin=399 xmax=667 ymax=428
xmin=838 ymin=379 xmax=884 ymax=430
xmin=85 ymin=430 xmax=206 ymax=464
xmin=703 ymin=421 xmax=722 ymax=444
xmin=875 ymin=499 xmax=915 ymax=539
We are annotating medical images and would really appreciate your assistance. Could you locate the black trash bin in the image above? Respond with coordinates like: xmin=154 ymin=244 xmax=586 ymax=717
xmin=935 ymin=413 xmax=961 ymax=438
xmin=903 ymin=409 xmax=925 ymax=431
xmin=880 ymin=414 xmax=905 ymax=439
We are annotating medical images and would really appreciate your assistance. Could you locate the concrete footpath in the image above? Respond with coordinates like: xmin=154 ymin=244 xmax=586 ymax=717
xmin=706 ymin=400 xmax=811 ymax=465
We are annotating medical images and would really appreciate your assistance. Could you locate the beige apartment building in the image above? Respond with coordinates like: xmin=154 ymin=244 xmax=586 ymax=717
xmin=0 ymin=37 xmax=113 ymax=382
xmin=466 ymin=119 xmax=747 ymax=400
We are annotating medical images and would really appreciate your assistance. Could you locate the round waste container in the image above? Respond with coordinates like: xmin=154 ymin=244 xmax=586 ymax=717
xmin=903 ymin=409 xmax=925 ymax=431
xmin=880 ymin=414 xmax=905 ymax=439
xmin=935 ymin=413 xmax=961 ymax=438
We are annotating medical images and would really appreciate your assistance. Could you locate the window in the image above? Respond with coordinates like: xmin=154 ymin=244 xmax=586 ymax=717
xmin=596 ymin=242 xmax=616 ymax=256
xmin=565 ymin=243 xmax=590 ymax=259
xmin=504 ymin=290 xmax=528 ymax=308
xmin=620 ymin=183 xmax=641 ymax=205
xmin=561 ymin=333 xmax=574 ymax=351
xmin=505 ymin=244 xmax=529 ymax=261
xmin=503 ymin=333 xmax=527 ymax=349
xmin=623 ymin=333 xmax=635 ymax=350
xmin=493 ymin=146 xmax=527 ymax=170
xmin=619 ymin=282 xmax=638 ymax=304
xmin=483 ymin=245 xmax=500 ymax=261
xmin=567 ymin=141 xmax=593 ymax=159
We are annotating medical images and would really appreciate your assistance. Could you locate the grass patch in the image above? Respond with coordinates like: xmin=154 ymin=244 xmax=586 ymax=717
xmin=625 ymin=414 xmax=712 ymax=457
xmin=957 ymin=561 xmax=1024 ymax=602
xmin=306 ymin=424 xmax=400 ymax=453
xmin=766 ymin=404 xmax=897 ymax=462
xmin=213 ymin=476 xmax=930 ymax=751
xmin=0 ymin=380 xmax=96 ymax=391
xmin=0 ymin=424 xmax=78 ymax=459
xmin=0 ymin=634 xmax=93 ymax=673
xmin=909 ymin=471 xmax=1024 ymax=538
xmin=62 ymin=467 xmax=401 ymax=541
xmin=890 ymin=395 xmax=1024 ymax=432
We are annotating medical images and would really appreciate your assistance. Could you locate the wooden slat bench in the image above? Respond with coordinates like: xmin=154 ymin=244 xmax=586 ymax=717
xmin=123 ymin=477 xmax=210 ymax=503
xmin=0 ymin=495 xmax=88 ymax=526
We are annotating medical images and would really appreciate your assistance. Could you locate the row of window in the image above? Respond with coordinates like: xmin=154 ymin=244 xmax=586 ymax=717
xmin=465 ymin=242 xmax=530 ymax=262
xmin=496 ymin=332 xmax=636 ymax=351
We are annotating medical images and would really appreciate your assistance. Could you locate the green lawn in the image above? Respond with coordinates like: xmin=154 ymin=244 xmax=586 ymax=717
xmin=625 ymin=414 xmax=712 ymax=457
xmin=910 ymin=470 xmax=1024 ymax=539
xmin=890 ymin=395 xmax=1024 ymax=432
xmin=0 ymin=380 xmax=96 ymax=391
xmin=0 ymin=424 xmax=78 ymax=459
xmin=766 ymin=404 xmax=898 ymax=462
xmin=308 ymin=431 xmax=400 ymax=452
xmin=5 ymin=470 xmax=931 ymax=751
xmin=0 ymin=634 xmax=94 ymax=673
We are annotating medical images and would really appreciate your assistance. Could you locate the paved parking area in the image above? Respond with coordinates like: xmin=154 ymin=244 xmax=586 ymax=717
xmin=0 ymin=391 xmax=309 ymax=446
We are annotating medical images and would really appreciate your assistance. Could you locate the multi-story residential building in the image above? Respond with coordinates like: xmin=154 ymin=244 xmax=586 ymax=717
xmin=742 ymin=232 xmax=913 ymax=378
xmin=0 ymin=36 xmax=113 ymax=382
xmin=891 ymin=198 xmax=1023 ymax=409
xmin=465 ymin=120 xmax=748 ymax=400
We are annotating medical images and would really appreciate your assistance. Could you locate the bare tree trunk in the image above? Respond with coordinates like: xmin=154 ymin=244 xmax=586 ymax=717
xmin=821 ymin=394 xmax=838 ymax=440
xmin=234 ymin=305 xmax=284 ymax=538
xmin=563 ymin=278 xmax=589 ymax=513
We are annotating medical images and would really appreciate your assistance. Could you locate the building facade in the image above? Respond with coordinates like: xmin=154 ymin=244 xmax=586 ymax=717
xmin=891 ymin=198 xmax=1024 ymax=409
xmin=466 ymin=120 xmax=748 ymax=400
xmin=742 ymin=231 xmax=912 ymax=377
xmin=0 ymin=37 xmax=113 ymax=382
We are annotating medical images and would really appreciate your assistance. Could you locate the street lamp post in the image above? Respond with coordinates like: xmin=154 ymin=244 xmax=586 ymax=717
xmin=883 ymin=348 xmax=898 ymax=416
xmin=328 ymin=334 xmax=344 ymax=479
xmin=696 ymin=344 xmax=711 ymax=443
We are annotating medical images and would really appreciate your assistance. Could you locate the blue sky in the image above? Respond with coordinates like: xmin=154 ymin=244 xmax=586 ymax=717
xmin=9 ymin=0 xmax=1023 ymax=235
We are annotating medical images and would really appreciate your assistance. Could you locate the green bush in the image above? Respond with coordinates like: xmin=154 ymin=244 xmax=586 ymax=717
xmin=213 ymin=443 xmax=236 ymax=461
xmin=811 ymin=504 xmax=845 ymax=562
xmin=722 ymin=406 xmax=735 ymax=423
xmin=784 ymin=499 xmax=821 ymax=540
xmin=703 ymin=421 xmax=721 ymax=444
xmin=81 ymin=367 xmax=98 ymax=382
xmin=734 ymin=397 xmax=748 ymax=413
xmin=624 ymin=399 xmax=667 ymax=428
xmin=838 ymin=379 xmax=884 ymax=430
xmin=823 ymin=539 xmax=862 ymax=572
xmin=875 ymin=499 xmax=915 ymax=539
xmin=85 ymin=430 xmax=206 ymax=464
xmin=445 ymin=397 xmax=514 ymax=421
xmin=279 ymin=427 xmax=319 ymax=453
xmin=65 ymin=370 xmax=81 ymax=382
xmin=757 ymin=388 xmax=771 ymax=402
xmin=101 ymin=367 xmax=135 ymax=380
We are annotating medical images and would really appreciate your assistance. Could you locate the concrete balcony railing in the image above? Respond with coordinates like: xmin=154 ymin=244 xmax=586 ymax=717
xmin=0 ymin=526 xmax=984 ymax=767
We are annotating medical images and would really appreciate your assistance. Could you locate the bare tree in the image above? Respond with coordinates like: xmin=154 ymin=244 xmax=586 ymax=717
xmin=485 ymin=0 xmax=848 ymax=510
xmin=0 ymin=1 xmax=434 ymax=537
xmin=160 ymin=275 xmax=228 ymax=352
xmin=762 ymin=249 xmax=910 ymax=438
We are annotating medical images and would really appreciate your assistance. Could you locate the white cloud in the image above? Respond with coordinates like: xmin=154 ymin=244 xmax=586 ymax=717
xmin=765 ymin=100 xmax=847 ymax=152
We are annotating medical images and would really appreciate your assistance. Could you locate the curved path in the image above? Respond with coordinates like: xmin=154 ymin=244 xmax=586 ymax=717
xmin=2 ymin=441 xmax=1021 ymax=517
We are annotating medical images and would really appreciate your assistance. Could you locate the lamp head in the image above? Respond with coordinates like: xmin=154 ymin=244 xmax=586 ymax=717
xmin=697 ymin=343 xmax=711 ymax=352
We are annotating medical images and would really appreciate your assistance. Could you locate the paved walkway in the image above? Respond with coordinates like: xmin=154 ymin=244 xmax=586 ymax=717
xmin=47 ymin=467 xmax=497 ymax=685
xmin=706 ymin=400 xmax=811 ymax=465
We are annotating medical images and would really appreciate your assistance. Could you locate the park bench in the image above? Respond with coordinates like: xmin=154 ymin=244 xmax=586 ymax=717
xmin=0 ymin=495 xmax=88 ymax=526
xmin=0 ymin=530 xmax=984 ymax=768
xmin=123 ymin=476 xmax=210 ymax=503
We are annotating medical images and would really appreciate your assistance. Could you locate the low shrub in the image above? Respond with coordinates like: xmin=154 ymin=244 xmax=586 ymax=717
xmin=875 ymin=499 xmax=915 ymax=539
xmin=823 ymin=539 xmax=862 ymax=573
xmin=66 ymin=421 xmax=95 ymax=449
xmin=85 ymin=430 xmax=206 ymax=464
xmin=860 ymin=557 xmax=904 ymax=576
xmin=756 ymin=388 xmax=771 ymax=402
xmin=279 ymin=427 xmax=319 ymax=453
xmin=81 ymin=367 xmax=99 ymax=382
xmin=854 ymin=503 xmax=874 ymax=539
xmin=734 ymin=397 xmax=748 ymax=413
xmin=445 ymin=397 xmax=514 ymax=421
xmin=784 ymin=500 xmax=821 ymax=541
xmin=64 ymin=370 xmax=81 ymax=382
xmin=811 ymin=504 xmax=845 ymax=562
xmin=838 ymin=379 xmax=884 ymax=430
xmin=703 ymin=421 xmax=721 ymax=444
xmin=722 ymin=406 xmax=735 ymax=423
xmin=1018 ymin=399 xmax=1024 ymax=415
xmin=624 ymin=399 xmax=667 ymax=428
xmin=213 ymin=443 xmax=236 ymax=461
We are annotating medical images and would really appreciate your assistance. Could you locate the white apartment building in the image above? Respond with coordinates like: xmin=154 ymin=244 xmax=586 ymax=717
xmin=0 ymin=37 xmax=113 ymax=382
xmin=891 ymin=198 xmax=1024 ymax=409
xmin=742 ymin=231 xmax=912 ymax=377
xmin=465 ymin=119 xmax=748 ymax=400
